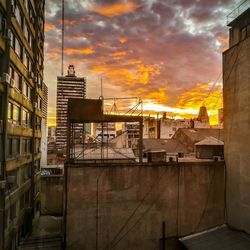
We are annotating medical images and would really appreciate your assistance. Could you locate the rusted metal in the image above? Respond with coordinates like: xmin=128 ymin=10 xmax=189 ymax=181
xmin=66 ymin=98 xmax=144 ymax=163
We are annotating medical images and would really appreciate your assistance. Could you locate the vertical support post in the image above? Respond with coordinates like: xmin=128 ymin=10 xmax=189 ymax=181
xmin=96 ymin=177 xmax=99 ymax=250
xmin=139 ymin=118 xmax=143 ymax=163
xmin=162 ymin=221 xmax=166 ymax=250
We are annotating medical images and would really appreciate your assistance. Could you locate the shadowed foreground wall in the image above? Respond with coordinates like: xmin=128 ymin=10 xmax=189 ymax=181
xmin=66 ymin=162 xmax=225 ymax=250
xmin=41 ymin=176 xmax=64 ymax=215
xmin=224 ymin=35 xmax=250 ymax=232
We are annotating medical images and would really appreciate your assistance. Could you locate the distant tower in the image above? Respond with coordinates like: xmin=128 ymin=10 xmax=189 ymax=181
xmin=56 ymin=65 xmax=86 ymax=150
xmin=197 ymin=106 xmax=210 ymax=124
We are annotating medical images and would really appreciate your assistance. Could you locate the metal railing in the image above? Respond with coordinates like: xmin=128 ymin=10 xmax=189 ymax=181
xmin=227 ymin=0 xmax=250 ymax=24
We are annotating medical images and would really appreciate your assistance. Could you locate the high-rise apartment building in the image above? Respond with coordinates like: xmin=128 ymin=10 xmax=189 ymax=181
xmin=56 ymin=65 xmax=86 ymax=150
xmin=0 ymin=1 xmax=46 ymax=249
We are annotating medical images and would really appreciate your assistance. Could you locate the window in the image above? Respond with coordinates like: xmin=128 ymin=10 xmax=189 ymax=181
xmin=13 ymin=105 xmax=21 ymax=124
xmin=22 ymin=108 xmax=31 ymax=127
xmin=22 ymin=138 xmax=31 ymax=154
xmin=7 ymin=137 xmax=20 ymax=158
xmin=6 ymin=169 xmax=18 ymax=193
xmin=8 ymin=101 xmax=21 ymax=125
xmin=22 ymin=81 xmax=31 ymax=100
xmin=9 ymin=30 xmax=23 ymax=59
xmin=9 ymin=66 xmax=22 ymax=91
xmin=36 ymin=116 xmax=41 ymax=130
xmin=15 ymin=5 xmax=23 ymax=29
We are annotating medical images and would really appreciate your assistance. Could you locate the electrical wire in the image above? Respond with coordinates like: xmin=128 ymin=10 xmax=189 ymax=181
xmin=104 ymin=166 xmax=170 ymax=250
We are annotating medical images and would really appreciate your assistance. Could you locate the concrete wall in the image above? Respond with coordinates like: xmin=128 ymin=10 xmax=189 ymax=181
xmin=40 ymin=176 xmax=63 ymax=215
xmin=66 ymin=162 xmax=225 ymax=250
xmin=223 ymin=36 xmax=250 ymax=232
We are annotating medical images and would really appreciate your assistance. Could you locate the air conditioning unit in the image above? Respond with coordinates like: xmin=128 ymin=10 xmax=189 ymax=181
xmin=9 ymin=78 xmax=15 ymax=87
xmin=1 ymin=73 xmax=11 ymax=84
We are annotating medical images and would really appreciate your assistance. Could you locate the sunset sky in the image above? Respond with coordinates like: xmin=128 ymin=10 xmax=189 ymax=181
xmin=44 ymin=0 xmax=240 ymax=126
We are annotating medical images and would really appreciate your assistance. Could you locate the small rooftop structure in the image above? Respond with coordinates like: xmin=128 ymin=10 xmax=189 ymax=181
xmin=195 ymin=136 xmax=224 ymax=146
xmin=195 ymin=137 xmax=224 ymax=160
xmin=180 ymin=226 xmax=250 ymax=250
xmin=143 ymin=138 xmax=189 ymax=153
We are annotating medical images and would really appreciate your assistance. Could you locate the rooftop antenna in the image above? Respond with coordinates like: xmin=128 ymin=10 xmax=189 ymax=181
xmin=61 ymin=0 xmax=64 ymax=76
xmin=101 ymin=76 xmax=103 ymax=97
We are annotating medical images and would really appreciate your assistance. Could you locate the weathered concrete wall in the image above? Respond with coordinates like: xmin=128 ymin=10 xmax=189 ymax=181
xmin=41 ymin=176 xmax=63 ymax=215
xmin=223 ymin=36 xmax=250 ymax=233
xmin=66 ymin=162 xmax=225 ymax=250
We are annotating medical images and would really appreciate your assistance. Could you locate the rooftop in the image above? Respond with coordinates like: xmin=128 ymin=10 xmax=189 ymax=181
xmin=227 ymin=0 xmax=250 ymax=25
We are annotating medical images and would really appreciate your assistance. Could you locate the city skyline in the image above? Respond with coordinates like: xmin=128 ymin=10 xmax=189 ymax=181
xmin=44 ymin=0 xmax=239 ymax=126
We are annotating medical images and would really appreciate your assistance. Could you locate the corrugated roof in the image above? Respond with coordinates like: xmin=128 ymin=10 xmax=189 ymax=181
xmin=180 ymin=226 xmax=250 ymax=250
xmin=83 ymin=147 xmax=136 ymax=160
xmin=195 ymin=136 xmax=224 ymax=146
xmin=143 ymin=139 xmax=189 ymax=153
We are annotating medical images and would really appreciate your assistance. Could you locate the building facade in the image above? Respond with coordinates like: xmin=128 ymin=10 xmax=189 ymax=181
xmin=56 ymin=65 xmax=86 ymax=150
xmin=0 ymin=0 xmax=46 ymax=249
xmin=223 ymin=5 xmax=250 ymax=233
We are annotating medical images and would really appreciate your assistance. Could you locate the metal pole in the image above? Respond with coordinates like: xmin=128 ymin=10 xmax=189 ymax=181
xmin=162 ymin=221 xmax=166 ymax=250
xmin=61 ymin=0 xmax=65 ymax=76
xmin=139 ymin=118 xmax=143 ymax=163
xmin=96 ymin=177 xmax=99 ymax=250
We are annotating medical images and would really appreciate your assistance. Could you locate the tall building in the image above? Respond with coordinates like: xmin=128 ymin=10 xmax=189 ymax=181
xmin=56 ymin=65 xmax=86 ymax=150
xmin=0 ymin=0 xmax=46 ymax=249
xmin=223 ymin=4 xmax=250 ymax=233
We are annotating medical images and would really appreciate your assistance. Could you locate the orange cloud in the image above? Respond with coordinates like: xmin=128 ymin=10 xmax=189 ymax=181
xmin=90 ymin=2 xmax=140 ymax=17
xmin=176 ymin=82 xmax=223 ymax=124
xmin=45 ymin=23 xmax=56 ymax=32
xmin=119 ymin=37 xmax=127 ymax=43
xmin=90 ymin=63 xmax=160 ymax=86
xmin=65 ymin=47 xmax=95 ymax=55
xmin=112 ymin=51 xmax=129 ymax=60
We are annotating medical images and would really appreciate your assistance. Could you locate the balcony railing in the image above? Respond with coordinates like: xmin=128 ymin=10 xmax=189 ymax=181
xmin=227 ymin=0 xmax=250 ymax=24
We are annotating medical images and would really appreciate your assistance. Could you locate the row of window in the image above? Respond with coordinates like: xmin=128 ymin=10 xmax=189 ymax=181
xmin=9 ymin=66 xmax=32 ymax=99
xmin=7 ymin=137 xmax=41 ymax=159
xmin=8 ymin=99 xmax=42 ymax=127
xmin=5 ymin=190 xmax=30 ymax=230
